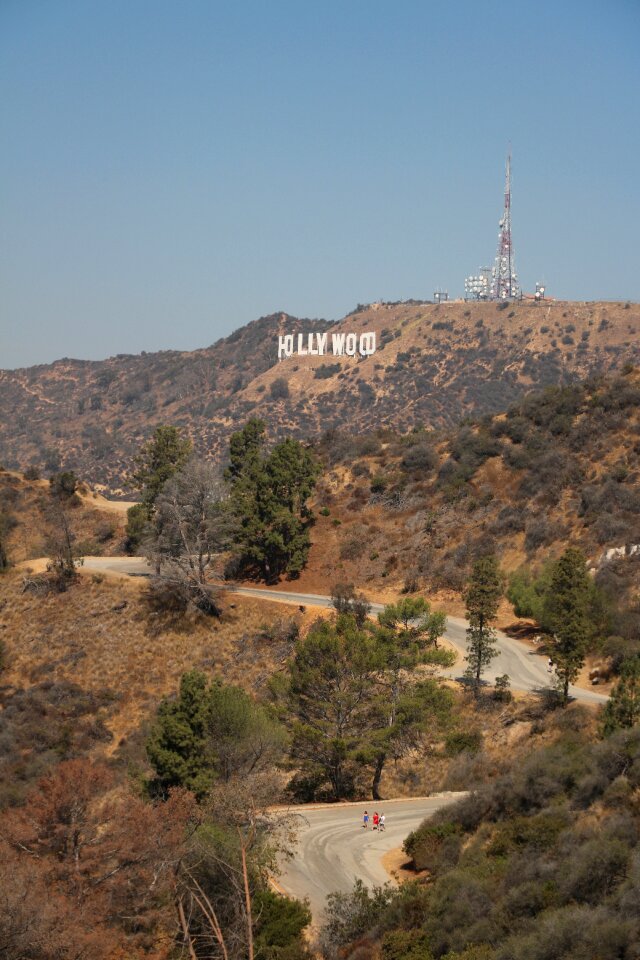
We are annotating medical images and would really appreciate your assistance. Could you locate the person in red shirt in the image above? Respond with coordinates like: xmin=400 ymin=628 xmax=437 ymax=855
xmin=373 ymin=812 xmax=379 ymax=830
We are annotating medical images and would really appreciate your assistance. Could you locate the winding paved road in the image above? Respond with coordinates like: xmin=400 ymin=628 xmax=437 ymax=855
xmin=79 ymin=558 xmax=608 ymax=705
xmin=278 ymin=795 xmax=463 ymax=919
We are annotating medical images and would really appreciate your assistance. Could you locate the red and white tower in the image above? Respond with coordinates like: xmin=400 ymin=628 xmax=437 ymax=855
xmin=491 ymin=152 xmax=520 ymax=300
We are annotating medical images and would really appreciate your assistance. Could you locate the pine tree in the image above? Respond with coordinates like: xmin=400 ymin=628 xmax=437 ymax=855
xmin=543 ymin=548 xmax=593 ymax=704
xmin=369 ymin=600 xmax=452 ymax=797
xmin=464 ymin=555 xmax=504 ymax=696
xmin=226 ymin=416 xmax=265 ymax=482
xmin=282 ymin=615 xmax=383 ymax=799
xmin=281 ymin=608 xmax=453 ymax=800
xmin=146 ymin=670 xmax=211 ymax=798
xmin=227 ymin=421 xmax=318 ymax=581
xmin=147 ymin=670 xmax=284 ymax=799
xmin=126 ymin=425 xmax=192 ymax=552
xmin=131 ymin=425 xmax=192 ymax=516
xmin=601 ymin=657 xmax=640 ymax=736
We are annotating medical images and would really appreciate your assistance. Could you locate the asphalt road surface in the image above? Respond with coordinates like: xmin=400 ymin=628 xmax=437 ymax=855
xmin=78 ymin=559 xmax=608 ymax=705
xmin=278 ymin=795 xmax=463 ymax=919
xmin=233 ymin=586 xmax=608 ymax=706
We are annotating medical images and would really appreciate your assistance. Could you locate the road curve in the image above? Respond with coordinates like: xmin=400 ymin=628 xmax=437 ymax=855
xmin=77 ymin=559 xmax=608 ymax=705
xmin=278 ymin=795 xmax=463 ymax=919
xmin=232 ymin=586 xmax=608 ymax=706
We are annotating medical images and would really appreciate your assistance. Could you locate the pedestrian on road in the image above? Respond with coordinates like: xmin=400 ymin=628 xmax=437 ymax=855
xmin=379 ymin=814 xmax=385 ymax=831
xmin=373 ymin=812 xmax=379 ymax=830
xmin=363 ymin=810 xmax=369 ymax=829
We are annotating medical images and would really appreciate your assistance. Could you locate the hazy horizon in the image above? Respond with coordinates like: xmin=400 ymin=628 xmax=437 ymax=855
xmin=2 ymin=0 xmax=639 ymax=369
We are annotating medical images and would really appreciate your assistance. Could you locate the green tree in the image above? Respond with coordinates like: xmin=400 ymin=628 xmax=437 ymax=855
xmin=543 ymin=548 xmax=594 ymax=704
xmin=369 ymin=600 xmax=452 ymax=797
xmin=253 ymin=889 xmax=312 ymax=960
xmin=147 ymin=671 xmax=284 ymax=799
xmin=282 ymin=615 xmax=383 ymax=799
xmin=464 ymin=555 xmax=504 ymax=696
xmin=378 ymin=596 xmax=448 ymax=647
xmin=281 ymin=608 xmax=453 ymax=800
xmin=228 ymin=420 xmax=318 ymax=581
xmin=147 ymin=670 xmax=211 ymax=798
xmin=124 ymin=502 xmax=149 ymax=554
xmin=227 ymin=416 xmax=266 ymax=482
xmin=601 ymin=657 xmax=640 ymax=736
xmin=131 ymin=425 xmax=192 ymax=516
xmin=126 ymin=425 xmax=192 ymax=552
xmin=205 ymin=679 xmax=285 ymax=784
xmin=365 ymin=677 xmax=454 ymax=800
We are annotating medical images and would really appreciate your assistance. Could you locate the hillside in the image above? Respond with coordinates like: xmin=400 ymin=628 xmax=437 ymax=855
xmin=0 ymin=469 xmax=129 ymax=565
xmin=0 ymin=570 xmax=308 ymax=800
xmin=1 ymin=300 xmax=638 ymax=492
xmin=299 ymin=370 xmax=640 ymax=643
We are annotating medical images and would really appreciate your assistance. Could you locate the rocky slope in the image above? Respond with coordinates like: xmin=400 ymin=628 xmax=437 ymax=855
xmin=0 ymin=300 xmax=638 ymax=492
xmin=301 ymin=369 xmax=640 ymax=646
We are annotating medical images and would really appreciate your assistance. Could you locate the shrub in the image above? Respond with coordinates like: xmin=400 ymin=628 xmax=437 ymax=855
xmin=24 ymin=465 xmax=41 ymax=481
xmin=314 ymin=363 xmax=341 ymax=379
xmin=352 ymin=461 xmax=371 ymax=478
xmin=524 ymin=516 xmax=553 ymax=552
xmin=49 ymin=471 xmax=79 ymax=499
xmin=445 ymin=731 xmax=483 ymax=756
xmin=404 ymin=820 xmax=463 ymax=873
xmin=94 ymin=521 xmax=117 ymax=543
xmin=559 ymin=836 xmax=628 ymax=904
xmin=370 ymin=474 xmax=387 ymax=494
xmin=381 ymin=929 xmax=433 ymax=960
xmin=322 ymin=882 xmax=397 ymax=956
xmin=487 ymin=809 xmax=569 ymax=857
xmin=339 ymin=537 xmax=366 ymax=561
xmin=402 ymin=569 xmax=420 ymax=593
xmin=493 ymin=674 xmax=512 ymax=702
xmin=401 ymin=442 xmax=438 ymax=474
xmin=270 ymin=377 xmax=290 ymax=400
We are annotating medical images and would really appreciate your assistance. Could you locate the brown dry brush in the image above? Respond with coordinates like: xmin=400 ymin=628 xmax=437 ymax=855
xmin=0 ymin=758 xmax=200 ymax=957
xmin=0 ymin=759 xmax=301 ymax=960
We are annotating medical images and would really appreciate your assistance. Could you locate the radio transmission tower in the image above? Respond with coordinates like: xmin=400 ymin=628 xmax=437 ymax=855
xmin=491 ymin=152 xmax=520 ymax=300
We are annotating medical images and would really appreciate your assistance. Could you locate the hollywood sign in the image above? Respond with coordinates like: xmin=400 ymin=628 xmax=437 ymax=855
xmin=278 ymin=331 xmax=377 ymax=359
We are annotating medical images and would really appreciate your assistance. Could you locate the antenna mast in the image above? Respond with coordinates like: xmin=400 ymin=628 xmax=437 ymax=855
xmin=491 ymin=151 xmax=520 ymax=300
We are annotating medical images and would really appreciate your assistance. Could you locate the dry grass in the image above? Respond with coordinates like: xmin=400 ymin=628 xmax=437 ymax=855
xmin=0 ymin=570 xmax=304 ymax=752
xmin=1 ymin=469 xmax=127 ymax=564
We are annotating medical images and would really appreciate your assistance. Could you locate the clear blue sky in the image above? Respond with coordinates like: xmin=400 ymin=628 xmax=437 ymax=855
xmin=1 ymin=0 xmax=639 ymax=369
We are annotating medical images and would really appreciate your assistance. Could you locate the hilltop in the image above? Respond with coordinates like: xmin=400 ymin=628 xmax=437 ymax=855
xmin=1 ymin=300 xmax=638 ymax=492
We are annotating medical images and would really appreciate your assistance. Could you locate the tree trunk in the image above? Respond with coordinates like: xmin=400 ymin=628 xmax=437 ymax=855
xmin=372 ymin=754 xmax=385 ymax=801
